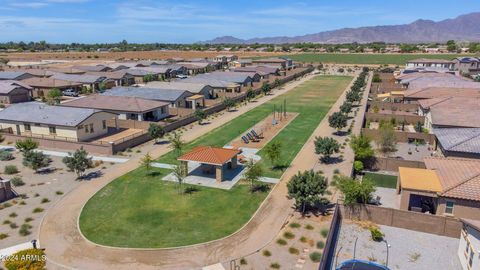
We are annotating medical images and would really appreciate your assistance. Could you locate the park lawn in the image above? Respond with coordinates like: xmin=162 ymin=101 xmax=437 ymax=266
xmin=285 ymin=53 xmax=478 ymax=65
xmin=79 ymin=167 xmax=269 ymax=248
xmin=364 ymin=172 xmax=398 ymax=189
xmin=159 ymin=75 xmax=352 ymax=178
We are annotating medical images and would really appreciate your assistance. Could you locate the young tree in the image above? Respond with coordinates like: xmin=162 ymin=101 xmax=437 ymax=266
xmin=376 ymin=123 xmax=397 ymax=156
xmin=23 ymin=150 xmax=51 ymax=173
xmin=246 ymin=88 xmax=255 ymax=102
xmin=340 ymin=102 xmax=353 ymax=115
xmin=346 ymin=90 xmax=361 ymax=104
xmin=194 ymin=109 xmax=206 ymax=125
xmin=172 ymin=164 xmax=186 ymax=194
xmin=333 ymin=175 xmax=375 ymax=206
xmin=169 ymin=132 xmax=184 ymax=157
xmin=328 ymin=112 xmax=348 ymax=133
xmin=244 ymin=159 xmax=263 ymax=192
xmin=261 ymin=82 xmax=271 ymax=95
xmin=314 ymin=137 xmax=340 ymax=163
xmin=62 ymin=147 xmax=93 ymax=178
xmin=354 ymin=160 xmax=364 ymax=175
xmin=140 ymin=153 xmax=153 ymax=174
xmin=223 ymin=98 xmax=235 ymax=112
xmin=287 ymin=170 xmax=328 ymax=214
xmin=273 ymin=78 xmax=281 ymax=88
xmin=47 ymin=88 xmax=62 ymax=104
xmin=349 ymin=135 xmax=374 ymax=161
xmin=148 ymin=123 xmax=165 ymax=144
xmin=15 ymin=138 xmax=39 ymax=153
xmin=264 ymin=141 xmax=282 ymax=169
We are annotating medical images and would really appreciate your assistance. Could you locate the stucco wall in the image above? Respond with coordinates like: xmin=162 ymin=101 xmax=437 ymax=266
xmin=437 ymin=198 xmax=480 ymax=220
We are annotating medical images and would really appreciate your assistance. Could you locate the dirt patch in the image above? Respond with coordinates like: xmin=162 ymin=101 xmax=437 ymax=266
xmin=229 ymin=112 xmax=298 ymax=149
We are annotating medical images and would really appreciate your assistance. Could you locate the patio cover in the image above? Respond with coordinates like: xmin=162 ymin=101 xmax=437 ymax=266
xmin=178 ymin=146 xmax=240 ymax=166
xmin=186 ymin=94 xmax=205 ymax=100
xmin=398 ymin=167 xmax=442 ymax=193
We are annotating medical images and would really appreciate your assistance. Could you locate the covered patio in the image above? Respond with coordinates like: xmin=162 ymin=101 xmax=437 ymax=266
xmin=186 ymin=94 xmax=205 ymax=110
xmin=397 ymin=167 xmax=442 ymax=214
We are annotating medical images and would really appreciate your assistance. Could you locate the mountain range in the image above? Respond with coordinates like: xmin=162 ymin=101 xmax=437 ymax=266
xmin=202 ymin=12 xmax=480 ymax=44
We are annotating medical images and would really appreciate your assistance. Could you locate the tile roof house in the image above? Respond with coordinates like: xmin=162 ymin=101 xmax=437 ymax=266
xmin=452 ymin=57 xmax=480 ymax=75
xmin=458 ymin=218 xmax=480 ymax=270
xmin=73 ymin=65 xmax=113 ymax=72
xmin=101 ymin=87 xmax=194 ymax=108
xmin=21 ymin=77 xmax=83 ymax=98
xmin=0 ymin=80 xmax=32 ymax=104
xmin=398 ymin=157 xmax=480 ymax=219
xmin=403 ymin=87 xmax=480 ymax=103
xmin=0 ymin=102 xmax=116 ymax=142
xmin=51 ymin=73 xmax=109 ymax=91
xmin=0 ymin=72 xmax=34 ymax=81
xmin=144 ymin=81 xmax=214 ymax=99
xmin=61 ymin=95 xmax=169 ymax=121
xmin=182 ymin=77 xmax=240 ymax=93
xmin=418 ymin=97 xmax=480 ymax=130
xmin=406 ymin=58 xmax=455 ymax=70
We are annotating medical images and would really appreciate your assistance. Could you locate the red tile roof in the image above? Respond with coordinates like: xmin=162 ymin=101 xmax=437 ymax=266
xmin=178 ymin=146 xmax=240 ymax=165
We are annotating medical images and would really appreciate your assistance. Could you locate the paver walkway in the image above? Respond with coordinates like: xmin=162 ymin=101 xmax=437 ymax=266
xmin=38 ymin=73 xmax=321 ymax=270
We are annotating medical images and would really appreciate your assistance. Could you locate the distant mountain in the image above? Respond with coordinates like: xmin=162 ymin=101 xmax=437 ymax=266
xmin=202 ymin=12 xmax=480 ymax=44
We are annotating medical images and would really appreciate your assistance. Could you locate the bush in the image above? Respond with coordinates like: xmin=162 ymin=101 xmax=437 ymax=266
xmin=270 ymin=262 xmax=280 ymax=269
xmin=300 ymin=236 xmax=308 ymax=243
xmin=25 ymin=217 xmax=33 ymax=223
xmin=32 ymin=207 xmax=44 ymax=213
xmin=9 ymin=223 xmax=18 ymax=229
xmin=316 ymin=241 xmax=325 ymax=249
xmin=262 ymin=250 xmax=272 ymax=257
xmin=0 ymin=150 xmax=14 ymax=161
xmin=283 ymin=231 xmax=295 ymax=239
xmin=9 ymin=212 xmax=17 ymax=218
xmin=276 ymin=238 xmax=287 ymax=245
xmin=310 ymin=251 xmax=322 ymax=262
xmin=321 ymin=228 xmax=329 ymax=238
xmin=10 ymin=176 xmax=25 ymax=187
xmin=41 ymin=198 xmax=50 ymax=204
xmin=4 ymin=248 xmax=46 ymax=270
xmin=0 ymin=233 xmax=8 ymax=240
xmin=4 ymin=165 xmax=19 ymax=175
xmin=19 ymin=224 xmax=32 ymax=236
xmin=305 ymin=224 xmax=314 ymax=230
xmin=289 ymin=247 xmax=300 ymax=254
xmin=56 ymin=191 xmax=64 ymax=195
xmin=370 ymin=227 xmax=384 ymax=242
xmin=240 ymin=258 xmax=247 ymax=265
xmin=289 ymin=222 xmax=301 ymax=229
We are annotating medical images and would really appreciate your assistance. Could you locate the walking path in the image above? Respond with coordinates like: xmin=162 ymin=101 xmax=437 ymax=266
xmin=38 ymin=73 xmax=318 ymax=270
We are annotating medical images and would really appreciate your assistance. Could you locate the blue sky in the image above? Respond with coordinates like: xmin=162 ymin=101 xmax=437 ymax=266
xmin=0 ymin=0 xmax=479 ymax=43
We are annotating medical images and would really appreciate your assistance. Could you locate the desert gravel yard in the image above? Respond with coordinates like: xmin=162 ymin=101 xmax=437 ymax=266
xmin=335 ymin=222 xmax=462 ymax=270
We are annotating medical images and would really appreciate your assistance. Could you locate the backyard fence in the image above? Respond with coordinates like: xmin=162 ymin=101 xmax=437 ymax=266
xmin=318 ymin=204 xmax=343 ymax=270
xmin=369 ymin=157 xmax=426 ymax=172
xmin=361 ymin=128 xmax=436 ymax=145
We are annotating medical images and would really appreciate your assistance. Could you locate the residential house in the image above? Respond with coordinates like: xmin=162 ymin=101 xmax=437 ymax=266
xmin=405 ymin=59 xmax=455 ymax=70
xmin=232 ymin=66 xmax=280 ymax=79
xmin=453 ymin=57 xmax=480 ymax=76
xmin=252 ymin=57 xmax=294 ymax=70
xmin=0 ymin=80 xmax=32 ymax=104
xmin=86 ymin=71 xmax=135 ymax=87
xmin=403 ymin=87 xmax=480 ymax=104
xmin=0 ymin=72 xmax=34 ymax=81
xmin=177 ymin=62 xmax=213 ymax=75
xmin=73 ymin=65 xmax=113 ymax=72
xmin=458 ymin=219 xmax=480 ymax=270
xmin=397 ymin=157 xmax=480 ymax=220
xmin=213 ymin=54 xmax=238 ymax=65
xmin=196 ymin=71 xmax=260 ymax=86
xmin=102 ymin=87 xmax=196 ymax=108
xmin=61 ymin=95 xmax=169 ymax=121
xmin=182 ymin=77 xmax=240 ymax=93
xmin=21 ymin=77 xmax=83 ymax=98
xmin=51 ymin=73 xmax=109 ymax=92
xmin=123 ymin=69 xmax=159 ymax=84
xmin=144 ymin=81 xmax=214 ymax=99
xmin=433 ymin=128 xmax=480 ymax=159
xmin=230 ymin=59 xmax=253 ymax=68
xmin=0 ymin=102 xmax=116 ymax=142
xmin=418 ymin=97 xmax=480 ymax=130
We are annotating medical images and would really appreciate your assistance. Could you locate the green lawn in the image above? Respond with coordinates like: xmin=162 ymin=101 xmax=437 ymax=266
xmin=159 ymin=75 xmax=353 ymax=178
xmin=364 ymin=172 xmax=398 ymax=189
xmin=284 ymin=53 xmax=478 ymax=65
xmin=80 ymin=168 xmax=269 ymax=248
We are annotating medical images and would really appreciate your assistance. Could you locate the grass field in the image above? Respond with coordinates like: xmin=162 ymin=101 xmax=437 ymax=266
xmin=158 ymin=75 xmax=353 ymax=178
xmin=285 ymin=53 xmax=478 ymax=65
xmin=364 ymin=172 xmax=398 ymax=189
xmin=80 ymin=168 xmax=269 ymax=248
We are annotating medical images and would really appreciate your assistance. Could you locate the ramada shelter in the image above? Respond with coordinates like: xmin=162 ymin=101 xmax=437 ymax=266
xmin=177 ymin=146 xmax=240 ymax=182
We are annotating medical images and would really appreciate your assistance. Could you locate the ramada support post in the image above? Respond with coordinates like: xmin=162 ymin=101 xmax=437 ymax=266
xmin=216 ymin=165 xmax=224 ymax=182
xmin=180 ymin=160 xmax=188 ymax=177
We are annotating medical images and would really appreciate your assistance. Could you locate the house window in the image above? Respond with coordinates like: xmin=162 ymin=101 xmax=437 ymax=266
xmin=85 ymin=125 xmax=89 ymax=133
xmin=49 ymin=126 xmax=56 ymax=134
xmin=24 ymin=123 xmax=31 ymax=131
xmin=90 ymin=124 xmax=94 ymax=133
xmin=445 ymin=201 xmax=454 ymax=215
xmin=102 ymin=120 xmax=107 ymax=129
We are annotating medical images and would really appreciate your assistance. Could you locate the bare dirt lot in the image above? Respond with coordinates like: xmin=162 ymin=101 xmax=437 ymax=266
xmin=4 ymin=50 xmax=284 ymax=62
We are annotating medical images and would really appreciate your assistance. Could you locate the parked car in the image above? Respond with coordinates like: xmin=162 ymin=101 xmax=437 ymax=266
xmin=176 ymin=74 xmax=188 ymax=79
xmin=62 ymin=89 xmax=79 ymax=97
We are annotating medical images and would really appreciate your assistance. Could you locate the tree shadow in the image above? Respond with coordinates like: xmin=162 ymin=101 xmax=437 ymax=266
xmin=37 ymin=167 xmax=57 ymax=175
xmin=184 ymin=186 xmax=200 ymax=195
xmin=272 ymin=164 xmax=289 ymax=172
xmin=334 ymin=131 xmax=349 ymax=136
xmin=79 ymin=170 xmax=104 ymax=181
xmin=147 ymin=171 xmax=162 ymax=177
xmin=321 ymin=156 xmax=344 ymax=165
xmin=154 ymin=140 xmax=169 ymax=145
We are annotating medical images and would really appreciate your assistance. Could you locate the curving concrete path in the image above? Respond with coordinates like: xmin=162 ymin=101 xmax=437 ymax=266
xmin=38 ymin=73 xmax=357 ymax=270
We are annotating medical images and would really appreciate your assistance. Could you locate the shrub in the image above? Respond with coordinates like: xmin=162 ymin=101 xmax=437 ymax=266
xmin=321 ymin=228 xmax=329 ymax=238
xmin=289 ymin=247 xmax=300 ymax=255
xmin=262 ymin=250 xmax=272 ymax=257
xmin=0 ymin=233 xmax=8 ymax=240
xmin=4 ymin=165 xmax=19 ymax=175
xmin=270 ymin=262 xmax=280 ymax=269
xmin=310 ymin=251 xmax=322 ymax=262
xmin=9 ymin=223 xmax=18 ymax=229
xmin=10 ymin=176 xmax=25 ymax=187
xmin=283 ymin=231 xmax=295 ymax=239
xmin=316 ymin=241 xmax=325 ymax=249
xmin=33 ymin=207 xmax=44 ymax=213
xmin=9 ymin=212 xmax=17 ymax=218
xmin=305 ymin=224 xmax=314 ymax=230
xmin=276 ymin=238 xmax=287 ymax=246
xmin=0 ymin=150 xmax=14 ymax=161
xmin=24 ymin=217 xmax=33 ymax=223
xmin=289 ymin=222 xmax=301 ymax=229
xmin=56 ymin=191 xmax=64 ymax=195
xmin=19 ymin=223 xmax=32 ymax=236
xmin=41 ymin=198 xmax=50 ymax=204
xmin=300 ymin=236 xmax=308 ymax=243
xmin=370 ymin=227 xmax=384 ymax=242
xmin=3 ymin=219 xmax=11 ymax=224
xmin=240 ymin=258 xmax=247 ymax=265
xmin=4 ymin=248 xmax=46 ymax=270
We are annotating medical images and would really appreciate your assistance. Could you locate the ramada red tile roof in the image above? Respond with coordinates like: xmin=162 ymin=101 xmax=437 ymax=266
xmin=178 ymin=146 xmax=240 ymax=165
